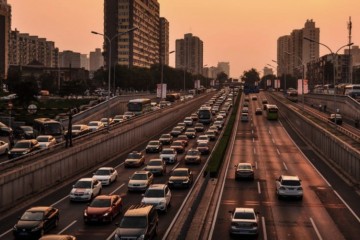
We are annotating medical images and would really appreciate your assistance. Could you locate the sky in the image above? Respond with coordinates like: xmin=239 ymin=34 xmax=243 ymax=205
xmin=8 ymin=0 xmax=360 ymax=78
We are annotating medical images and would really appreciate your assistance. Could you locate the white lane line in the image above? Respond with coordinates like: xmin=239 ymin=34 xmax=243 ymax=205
xmin=272 ymin=138 xmax=275 ymax=144
xmin=0 ymin=229 xmax=12 ymax=238
xmin=276 ymin=148 xmax=280 ymax=155
xmin=253 ymin=147 xmax=256 ymax=155
xmin=334 ymin=190 xmax=360 ymax=223
xmin=114 ymin=162 xmax=124 ymax=169
xmin=58 ymin=220 xmax=77 ymax=234
xmin=257 ymin=181 xmax=261 ymax=194
xmin=252 ymin=137 xmax=255 ymax=143
xmin=171 ymin=162 xmax=180 ymax=171
xmin=262 ymin=217 xmax=268 ymax=240
xmin=309 ymin=217 xmax=323 ymax=240
xmin=255 ymin=161 xmax=258 ymax=169
xmin=107 ymin=228 xmax=117 ymax=240
xmin=252 ymin=129 xmax=254 ymax=135
xmin=283 ymin=162 xmax=288 ymax=171
xmin=51 ymin=195 xmax=68 ymax=207
xmin=268 ymin=130 xmax=271 ymax=135
xmin=110 ymin=183 xmax=125 ymax=195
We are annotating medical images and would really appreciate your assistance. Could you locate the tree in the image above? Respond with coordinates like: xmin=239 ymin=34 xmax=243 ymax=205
xmin=241 ymin=68 xmax=260 ymax=86
xmin=12 ymin=75 xmax=39 ymax=106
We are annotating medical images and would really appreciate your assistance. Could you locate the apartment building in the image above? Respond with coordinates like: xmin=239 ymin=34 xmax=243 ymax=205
xmin=59 ymin=50 xmax=81 ymax=68
xmin=159 ymin=17 xmax=169 ymax=65
xmin=217 ymin=62 xmax=230 ymax=76
xmin=89 ymin=48 xmax=104 ymax=71
xmin=0 ymin=0 xmax=11 ymax=79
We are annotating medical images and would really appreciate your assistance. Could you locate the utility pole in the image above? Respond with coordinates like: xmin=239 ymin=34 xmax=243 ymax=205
xmin=348 ymin=16 xmax=352 ymax=84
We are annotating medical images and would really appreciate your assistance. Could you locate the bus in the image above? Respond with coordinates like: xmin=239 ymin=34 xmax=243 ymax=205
xmin=33 ymin=118 xmax=65 ymax=142
xmin=266 ymin=105 xmax=279 ymax=120
xmin=344 ymin=84 xmax=360 ymax=100
xmin=197 ymin=106 xmax=213 ymax=125
xmin=165 ymin=93 xmax=181 ymax=102
xmin=127 ymin=98 xmax=152 ymax=115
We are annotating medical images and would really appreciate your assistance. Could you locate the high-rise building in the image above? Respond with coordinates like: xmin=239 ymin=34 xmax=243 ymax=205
xmin=104 ymin=0 xmax=160 ymax=69
xmin=0 ymin=0 xmax=11 ymax=79
xmin=277 ymin=19 xmax=319 ymax=79
xmin=175 ymin=33 xmax=203 ymax=75
xmin=59 ymin=50 xmax=81 ymax=68
xmin=9 ymin=29 xmax=58 ymax=68
xmin=217 ymin=62 xmax=230 ymax=76
xmin=89 ymin=48 xmax=104 ymax=71
xmin=80 ymin=54 xmax=89 ymax=70
xmin=263 ymin=66 xmax=274 ymax=76
xmin=160 ymin=17 xmax=169 ymax=66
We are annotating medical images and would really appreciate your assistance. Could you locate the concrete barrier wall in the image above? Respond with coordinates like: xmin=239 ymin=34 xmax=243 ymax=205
xmin=273 ymin=95 xmax=360 ymax=185
xmin=0 ymin=94 xmax=212 ymax=212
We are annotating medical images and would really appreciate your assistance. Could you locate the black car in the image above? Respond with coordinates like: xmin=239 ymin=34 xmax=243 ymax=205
xmin=13 ymin=126 xmax=34 ymax=139
xmin=145 ymin=140 xmax=162 ymax=153
xmin=13 ymin=206 xmax=59 ymax=239
xmin=8 ymin=139 xmax=41 ymax=159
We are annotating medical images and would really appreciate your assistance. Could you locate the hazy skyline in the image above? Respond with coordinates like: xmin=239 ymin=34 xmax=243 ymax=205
xmin=8 ymin=0 xmax=360 ymax=78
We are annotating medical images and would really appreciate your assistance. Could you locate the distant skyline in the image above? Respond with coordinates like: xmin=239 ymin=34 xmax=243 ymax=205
xmin=8 ymin=0 xmax=360 ymax=78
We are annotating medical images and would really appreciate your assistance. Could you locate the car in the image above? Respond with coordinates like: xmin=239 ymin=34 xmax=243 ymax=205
xmin=145 ymin=140 xmax=162 ymax=153
xmin=194 ymin=122 xmax=205 ymax=132
xmin=329 ymin=113 xmax=342 ymax=125
xmin=67 ymin=124 xmax=91 ymax=137
xmin=123 ymin=111 xmax=136 ymax=119
xmin=190 ymin=113 xmax=198 ymax=121
xmin=92 ymin=167 xmax=118 ymax=185
xmin=168 ymin=168 xmax=193 ymax=189
xmin=251 ymin=95 xmax=258 ymax=100
xmin=114 ymin=204 xmax=158 ymax=240
xmin=241 ymin=113 xmax=249 ymax=122
xmin=215 ymin=116 xmax=224 ymax=125
xmin=141 ymin=184 xmax=172 ymax=212
xmin=144 ymin=158 xmax=166 ymax=176
xmin=229 ymin=207 xmax=259 ymax=236
xmin=39 ymin=235 xmax=77 ymax=240
xmin=8 ymin=139 xmax=41 ymax=159
xmin=262 ymin=99 xmax=268 ymax=104
xmin=36 ymin=135 xmax=57 ymax=149
xmin=185 ymin=148 xmax=201 ymax=164
xmin=196 ymin=142 xmax=210 ymax=155
xmin=235 ymin=163 xmax=254 ymax=180
xmin=170 ymin=140 xmax=186 ymax=153
xmin=87 ymin=121 xmax=105 ymax=131
xmin=209 ymin=125 xmax=219 ymax=134
xmin=255 ymin=107 xmax=262 ymax=115
xmin=0 ymin=122 xmax=13 ymax=136
xmin=159 ymin=133 xmax=173 ymax=145
xmin=170 ymin=126 xmax=183 ymax=137
xmin=127 ymin=171 xmax=154 ymax=192
xmin=275 ymin=175 xmax=303 ymax=200
xmin=218 ymin=110 xmax=227 ymax=117
xmin=196 ymin=134 xmax=210 ymax=144
xmin=13 ymin=206 xmax=60 ymax=239
xmin=84 ymin=194 xmax=122 ymax=223
xmin=69 ymin=178 xmax=102 ymax=202
xmin=183 ymin=117 xmax=194 ymax=126
xmin=100 ymin=117 xmax=114 ymax=126
xmin=0 ymin=140 xmax=9 ymax=155
xmin=13 ymin=125 xmax=34 ymax=139
xmin=160 ymin=148 xmax=178 ymax=164
xmin=184 ymin=127 xmax=196 ymax=139
xmin=176 ymin=122 xmax=187 ymax=132
xmin=213 ymin=121 xmax=223 ymax=130
xmin=113 ymin=115 xmax=126 ymax=123
xmin=205 ymin=130 xmax=216 ymax=141
xmin=242 ymin=107 xmax=249 ymax=113
xmin=124 ymin=151 xmax=145 ymax=168
xmin=177 ymin=134 xmax=189 ymax=146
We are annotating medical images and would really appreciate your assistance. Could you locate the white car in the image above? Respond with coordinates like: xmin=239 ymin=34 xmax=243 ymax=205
xmin=229 ymin=207 xmax=259 ymax=236
xmin=92 ymin=167 xmax=118 ymax=185
xmin=87 ymin=121 xmax=105 ymax=131
xmin=69 ymin=178 xmax=102 ymax=202
xmin=196 ymin=134 xmax=210 ymax=144
xmin=113 ymin=115 xmax=125 ymax=123
xmin=123 ymin=111 xmax=135 ymax=119
xmin=160 ymin=148 xmax=178 ymax=164
xmin=127 ymin=171 xmax=154 ymax=192
xmin=183 ymin=117 xmax=194 ymax=126
xmin=0 ymin=140 xmax=9 ymax=155
xmin=144 ymin=159 xmax=166 ymax=176
xmin=275 ymin=175 xmax=303 ymax=200
xmin=141 ymin=184 xmax=171 ymax=212
xmin=36 ymin=135 xmax=57 ymax=149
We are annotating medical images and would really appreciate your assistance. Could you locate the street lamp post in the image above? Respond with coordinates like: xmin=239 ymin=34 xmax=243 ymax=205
xmin=91 ymin=27 xmax=138 ymax=129
xmin=284 ymin=51 xmax=305 ymax=109
xmin=267 ymin=64 xmax=277 ymax=90
xmin=303 ymin=37 xmax=353 ymax=123
xmin=160 ymin=50 xmax=175 ymax=101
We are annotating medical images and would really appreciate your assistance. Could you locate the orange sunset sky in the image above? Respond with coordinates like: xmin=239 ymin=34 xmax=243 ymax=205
xmin=8 ymin=0 xmax=360 ymax=78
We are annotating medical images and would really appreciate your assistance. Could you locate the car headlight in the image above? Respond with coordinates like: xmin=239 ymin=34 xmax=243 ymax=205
xmin=84 ymin=211 xmax=87 ymax=216
xmin=103 ymin=212 xmax=109 ymax=217
xmin=138 ymin=234 xmax=145 ymax=240
xmin=84 ymin=190 xmax=92 ymax=195
xmin=159 ymin=200 xmax=166 ymax=206
xmin=183 ymin=179 xmax=189 ymax=183
xmin=31 ymin=225 xmax=41 ymax=232
xmin=168 ymin=180 xmax=173 ymax=184
xmin=13 ymin=225 xmax=17 ymax=231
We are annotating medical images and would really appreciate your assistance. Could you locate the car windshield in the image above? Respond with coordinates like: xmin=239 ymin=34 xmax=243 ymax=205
xmin=20 ymin=211 xmax=44 ymax=221
xmin=178 ymin=135 xmax=187 ymax=140
xmin=199 ymin=136 xmax=208 ymax=140
xmin=21 ymin=126 xmax=33 ymax=131
xmin=187 ymin=150 xmax=199 ymax=155
xmin=172 ymin=142 xmax=182 ymax=146
xmin=128 ymin=153 xmax=141 ymax=159
xmin=161 ymin=134 xmax=170 ymax=139
xmin=144 ymin=189 xmax=164 ymax=198
xmin=173 ymin=127 xmax=182 ymax=131
xmin=162 ymin=150 xmax=174 ymax=154
xmin=74 ymin=180 xmax=92 ymax=188
xmin=172 ymin=170 xmax=188 ymax=176
xmin=148 ymin=160 xmax=162 ymax=166
xmin=37 ymin=137 xmax=50 ymax=142
xmin=148 ymin=141 xmax=158 ymax=146
xmin=239 ymin=165 xmax=252 ymax=170
xmin=89 ymin=198 xmax=111 ymax=208
xmin=120 ymin=216 xmax=147 ymax=228
xmin=131 ymin=174 xmax=147 ymax=180
xmin=198 ymin=143 xmax=207 ymax=147
xmin=282 ymin=180 xmax=301 ymax=186
xmin=72 ymin=125 xmax=82 ymax=131
xmin=94 ymin=169 xmax=111 ymax=176
xmin=234 ymin=212 xmax=255 ymax=220
xmin=14 ymin=141 xmax=31 ymax=148
xmin=88 ymin=122 xmax=99 ymax=126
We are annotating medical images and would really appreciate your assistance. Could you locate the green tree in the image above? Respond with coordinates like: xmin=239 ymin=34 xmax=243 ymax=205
xmin=12 ymin=75 xmax=39 ymax=106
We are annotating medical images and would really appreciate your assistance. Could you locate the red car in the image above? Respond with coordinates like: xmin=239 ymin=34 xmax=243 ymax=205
xmin=84 ymin=195 xmax=122 ymax=223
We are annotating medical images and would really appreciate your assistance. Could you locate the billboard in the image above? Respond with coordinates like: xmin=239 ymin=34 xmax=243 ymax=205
xmin=156 ymin=84 xmax=167 ymax=98
xmin=194 ymin=79 xmax=201 ymax=89
xmin=274 ymin=79 xmax=281 ymax=89
xmin=266 ymin=79 xmax=272 ymax=87
xmin=297 ymin=79 xmax=309 ymax=94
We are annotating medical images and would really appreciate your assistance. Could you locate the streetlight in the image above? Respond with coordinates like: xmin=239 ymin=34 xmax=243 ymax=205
xmin=303 ymin=37 xmax=353 ymax=123
xmin=272 ymin=59 xmax=287 ymax=94
xmin=91 ymin=27 xmax=138 ymax=129
xmin=160 ymin=50 xmax=175 ymax=100
xmin=267 ymin=64 xmax=277 ymax=90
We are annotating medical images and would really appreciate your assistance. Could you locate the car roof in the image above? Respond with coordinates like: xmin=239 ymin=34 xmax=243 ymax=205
xmin=97 ymin=167 xmax=114 ymax=170
xmin=174 ymin=167 xmax=189 ymax=171
xmin=149 ymin=158 xmax=162 ymax=162
xmin=148 ymin=184 xmax=166 ymax=190
xmin=27 ymin=206 xmax=52 ymax=212
xmin=124 ymin=204 xmax=153 ymax=217
xmin=78 ymin=178 xmax=94 ymax=181
xmin=93 ymin=194 xmax=117 ymax=200
xmin=234 ymin=207 xmax=255 ymax=213
xmin=281 ymin=175 xmax=300 ymax=181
